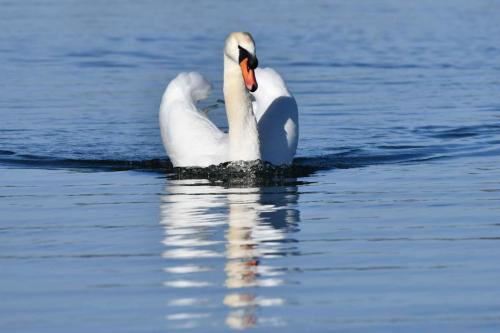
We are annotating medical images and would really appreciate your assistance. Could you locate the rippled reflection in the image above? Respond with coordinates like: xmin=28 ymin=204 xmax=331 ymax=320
xmin=160 ymin=179 xmax=299 ymax=330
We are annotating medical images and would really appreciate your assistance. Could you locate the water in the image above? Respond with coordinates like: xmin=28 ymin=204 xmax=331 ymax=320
xmin=1 ymin=0 xmax=500 ymax=332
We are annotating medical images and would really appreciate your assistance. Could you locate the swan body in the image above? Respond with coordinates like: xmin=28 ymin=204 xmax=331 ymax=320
xmin=159 ymin=32 xmax=298 ymax=167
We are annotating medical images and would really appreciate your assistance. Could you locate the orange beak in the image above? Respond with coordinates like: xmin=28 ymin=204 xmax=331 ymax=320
xmin=239 ymin=58 xmax=258 ymax=92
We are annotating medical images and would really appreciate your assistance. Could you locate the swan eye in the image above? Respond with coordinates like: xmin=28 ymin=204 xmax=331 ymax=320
xmin=238 ymin=46 xmax=258 ymax=69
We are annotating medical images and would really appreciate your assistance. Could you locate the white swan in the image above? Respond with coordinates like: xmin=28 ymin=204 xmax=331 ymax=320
xmin=159 ymin=32 xmax=298 ymax=167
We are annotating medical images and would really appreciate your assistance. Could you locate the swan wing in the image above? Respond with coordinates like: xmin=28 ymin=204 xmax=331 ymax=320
xmin=251 ymin=68 xmax=299 ymax=165
xmin=159 ymin=72 xmax=228 ymax=167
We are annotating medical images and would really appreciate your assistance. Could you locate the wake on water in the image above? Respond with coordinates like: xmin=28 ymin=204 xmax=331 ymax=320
xmin=2 ymin=128 xmax=499 ymax=186
xmin=1 ymin=122 xmax=499 ymax=184
xmin=2 ymin=119 xmax=500 ymax=185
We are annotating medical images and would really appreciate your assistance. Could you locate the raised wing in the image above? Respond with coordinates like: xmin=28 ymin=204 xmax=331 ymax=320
xmin=159 ymin=72 xmax=228 ymax=167
xmin=251 ymin=68 xmax=299 ymax=165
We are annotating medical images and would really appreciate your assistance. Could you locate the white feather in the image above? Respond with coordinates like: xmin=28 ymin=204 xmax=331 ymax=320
xmin=159 ymin=34 xmax=299 ymax=167
xmin=252 ymin=68 xmax=299 ymax=165
xmin=159 ymin=72 xmax=228 ymax=167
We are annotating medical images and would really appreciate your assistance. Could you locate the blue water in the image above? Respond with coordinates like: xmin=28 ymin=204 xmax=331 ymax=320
xmin=1 ymin=0 xmax=500 ymax=332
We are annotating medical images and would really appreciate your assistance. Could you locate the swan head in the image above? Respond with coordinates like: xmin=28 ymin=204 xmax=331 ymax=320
xmin=224 ymin=32 xmax=259 ymax=92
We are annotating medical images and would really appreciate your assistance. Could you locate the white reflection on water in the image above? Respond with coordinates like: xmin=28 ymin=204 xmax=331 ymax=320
xmin=160 ymin=179 xmax=299 ymax=330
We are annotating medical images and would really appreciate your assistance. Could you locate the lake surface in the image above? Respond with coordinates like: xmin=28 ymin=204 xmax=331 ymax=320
xmin=1 ymin=0 xmax=500 ymax=332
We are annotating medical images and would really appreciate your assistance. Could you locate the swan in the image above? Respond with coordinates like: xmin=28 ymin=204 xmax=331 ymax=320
xmin=159 ymin=32 xmax=298 ymax=167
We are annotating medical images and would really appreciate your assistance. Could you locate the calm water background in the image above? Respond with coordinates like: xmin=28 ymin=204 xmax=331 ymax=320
xmin=1 ymin=0 xmax=500 ymax=332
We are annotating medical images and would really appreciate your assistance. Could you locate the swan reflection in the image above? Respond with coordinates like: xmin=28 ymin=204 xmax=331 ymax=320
xmin=160 ymin=179 xmax=299 ymax=330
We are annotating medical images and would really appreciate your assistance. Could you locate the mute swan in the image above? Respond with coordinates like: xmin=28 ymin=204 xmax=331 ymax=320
xmin=159 ymin=32 xmax=298 ymax=167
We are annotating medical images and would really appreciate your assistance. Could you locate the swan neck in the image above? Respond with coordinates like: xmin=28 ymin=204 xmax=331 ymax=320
xmin=223 ymin=55 xmax=260 ymax=161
